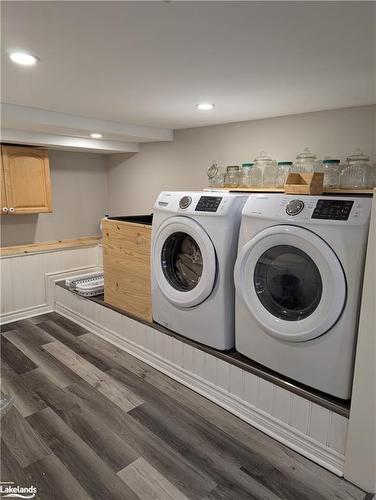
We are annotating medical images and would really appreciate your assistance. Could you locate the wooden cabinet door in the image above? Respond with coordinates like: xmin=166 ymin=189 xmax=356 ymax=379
xmin=1 ymin=155 xmax=7 ymax=215
xmin=2 ymin=146 xmax=52 ymax=214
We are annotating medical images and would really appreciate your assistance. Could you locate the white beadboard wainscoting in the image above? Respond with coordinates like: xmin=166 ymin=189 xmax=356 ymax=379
xmin=54 ymin=284 xmax=349 ymax=477
xmin=0 ymin=244 xmax=102 ymax=324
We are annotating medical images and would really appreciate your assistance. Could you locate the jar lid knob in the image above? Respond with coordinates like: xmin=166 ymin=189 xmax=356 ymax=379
xmin=296 ymin=147 xmax=317 ymax=159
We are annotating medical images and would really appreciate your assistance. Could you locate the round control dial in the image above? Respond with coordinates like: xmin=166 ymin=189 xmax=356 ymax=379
xmin=179 ymin=196 xmax=192 ymax=209
xmin=286 ymin=199 xmax=304 ymax=216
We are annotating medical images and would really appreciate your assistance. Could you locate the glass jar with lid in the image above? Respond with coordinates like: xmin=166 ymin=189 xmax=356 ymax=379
xmin=207 ymin=161 xmax=224 ymax=188
xmin=339 ymin=149 xmax=373 ymax=189
xmin=254 ymin=151 xmax=277 ymax=187
xmin=238 ymin=163 xmax=254 ymax=187
xmin=224 ymin=165 xmax=240 ymax=188
xmin=293 ymin=147 xmax=321 ymax=173
xmin=275 ymin=161 xmax=293 ymax=188
xmin=322 ymin=158 xmax=340 ymax=188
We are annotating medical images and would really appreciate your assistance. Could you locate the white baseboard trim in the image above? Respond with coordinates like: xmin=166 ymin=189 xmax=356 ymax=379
xmin=55 ymin=299 xmax=345 ymax=477
xmin=0 ymin=304 xmax=53 ymax=325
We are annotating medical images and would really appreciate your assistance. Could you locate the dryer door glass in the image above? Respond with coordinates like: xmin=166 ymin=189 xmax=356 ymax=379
xmin=153 ymin=216 xmax=216 ymax=308
xmin=161 ymin=232 xmax=203 ymax=291
xmin=234 ymin=225 xmax=346 ymax=342
xmin=254 ymin=245 xmax=322 ymax=321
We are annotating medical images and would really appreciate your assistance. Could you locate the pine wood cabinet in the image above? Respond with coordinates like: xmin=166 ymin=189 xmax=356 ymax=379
xmin=103 ymin=218 xmax=152 ymax=322
xmin=1 ymin=145 xmax=52 ymax=215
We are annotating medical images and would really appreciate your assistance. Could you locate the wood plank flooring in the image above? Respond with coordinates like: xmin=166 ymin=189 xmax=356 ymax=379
xmin=0 ymin=314 xmax=370 ymax=500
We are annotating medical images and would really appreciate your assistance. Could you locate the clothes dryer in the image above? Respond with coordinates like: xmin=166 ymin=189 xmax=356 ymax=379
xmin=235 ymin=194 xmax=371 ymax=398
xmin=152 ymin=191 xmax=248 ymax=350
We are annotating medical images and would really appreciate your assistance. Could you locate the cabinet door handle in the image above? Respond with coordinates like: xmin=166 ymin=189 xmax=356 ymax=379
xmin=8 ymin=207 xmax=15 ymax=213
xmin=2 ymin=207 xmax=8 ymax=213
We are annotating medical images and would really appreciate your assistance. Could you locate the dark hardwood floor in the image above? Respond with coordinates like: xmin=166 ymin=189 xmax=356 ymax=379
xmin=0 ymin=313 xmax=369 ymax=499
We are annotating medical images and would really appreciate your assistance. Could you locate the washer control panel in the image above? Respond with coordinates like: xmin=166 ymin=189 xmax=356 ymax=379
xmin=195 ymin=196 xmax=223 ymax=212
xmin=286 ymin=199 xmax=304 ymax=216
xmin=179 ymin=196 xmax=192 ymax=209
xmin=312 ymin=199 xmax=354 ymax=220
xmin=242 ymin=193 xmax=371 ymax=225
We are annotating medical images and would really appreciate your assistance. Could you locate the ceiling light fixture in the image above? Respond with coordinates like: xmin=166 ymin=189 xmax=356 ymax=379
xmin=9 ymin=52 xmax=39 ymax=66
xmin=90 ymin=133 xmax=102 ymax=139
xmin=196 ymin=103 xmax=215 ymax=111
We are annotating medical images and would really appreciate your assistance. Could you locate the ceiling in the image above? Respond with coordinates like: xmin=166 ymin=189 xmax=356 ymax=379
xmin=1 ymin=1 xmax=375 ymax=132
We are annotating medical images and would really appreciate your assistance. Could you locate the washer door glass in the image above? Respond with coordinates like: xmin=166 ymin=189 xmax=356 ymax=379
xmin=254 ymin=245 xmax=322 ymax=321
xmin=234 ymin=225 xmax=346 ymax=342
xmin=153 ymin=216 xmax=216 ymax=308
xmin=162 ymin=232 xmax=203 ymax=291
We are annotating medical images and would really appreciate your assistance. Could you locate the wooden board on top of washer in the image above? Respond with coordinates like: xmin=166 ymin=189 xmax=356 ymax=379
xmin=102 ymin=217 xmax=152 ymax=322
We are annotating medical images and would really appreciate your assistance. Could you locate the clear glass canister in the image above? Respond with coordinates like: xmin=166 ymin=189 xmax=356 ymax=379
xmin=293 ymin=147 xmax=321 ymax=173
xmin=254 ymin=151 xmax=277 ymax=187
xmin=224 ymin=165 xmax=240 ymax=188
xmin=322 ymin=158 xmax=340 ymax=188
xmin=275 ymin=161 xmax=293 ymax=188
xmin=339 ymin=149 xmax=373 ymax=189
xmin=238 ymin=163 xmax=254 ymax=187
xmin=249 ymin=163 xmax=262 ymax=186
xmin=207 ymin=162 xmax=224 ymax=188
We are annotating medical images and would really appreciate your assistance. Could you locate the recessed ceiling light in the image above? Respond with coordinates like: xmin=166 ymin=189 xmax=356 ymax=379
xmin=9 ymin=52 xmax=39 ymax=66
xmin=196 ymin=103 xmax=215 ymax=111
xmin=90 ymin=133 xmax=102 ymax=139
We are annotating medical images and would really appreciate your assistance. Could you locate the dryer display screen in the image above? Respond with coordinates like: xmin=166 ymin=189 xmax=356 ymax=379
xmin=195 ymin=196 xmax=222 ymax=212
xmin=312 ymin=200 xmax=353 ymax=220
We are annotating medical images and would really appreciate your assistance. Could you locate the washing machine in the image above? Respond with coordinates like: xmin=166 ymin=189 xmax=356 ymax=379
xmin=152 ymin=191 xmax=248 ymax=350
xmin=234 ymin=193 xmax=371 ymax=398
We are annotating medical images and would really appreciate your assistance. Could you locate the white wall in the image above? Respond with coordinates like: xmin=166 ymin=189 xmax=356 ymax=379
xmin=344 ymin=189 xmax=376 ymax=492
xmin=107 ymin=105 xmax=375 ymax=215
xmin=0 ymin=244 xmax=102 ymax=323
xmin=1 ymin=150 xmax=108 ymax=246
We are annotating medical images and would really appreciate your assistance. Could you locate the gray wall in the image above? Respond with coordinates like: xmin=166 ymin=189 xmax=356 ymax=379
xmin=1 ymin=150 xmax=108 ymax=246
xmin=107 ymin=105 xmax=375 ymax=215
xmin=1 ymin=105 xmax=375 ymax=246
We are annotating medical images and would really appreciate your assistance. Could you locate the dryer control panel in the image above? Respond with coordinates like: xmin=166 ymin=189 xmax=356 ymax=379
xmin=312 ymin=199 xmax=354 ymax=220
xmin=242 ymin=193 xmax=371 ymax=226
xmin=195 ymin=196 xmax=222 ymax=212
xmin=154 ymin=191 xmax=248 ymax=217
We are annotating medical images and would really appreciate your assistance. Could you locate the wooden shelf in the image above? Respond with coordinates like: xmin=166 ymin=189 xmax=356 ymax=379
xmin=204 ymin=187 xmax=374 ymax=195
xmin=0 ymin=236 xmax=101 ymax=257
xmin=321 ymin=188 xmax=374 ymax=194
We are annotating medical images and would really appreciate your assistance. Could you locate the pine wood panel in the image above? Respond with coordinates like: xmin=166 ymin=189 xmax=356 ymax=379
xmin=0 ymin=236 xmax=100 ymax=257
xmin=102 ymin=219 xmax=152 ymax=322
xmin=2 ymin=145 xmax=52 ymax=214
xmin=284 ymin=172 xmax=324 ymax=195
